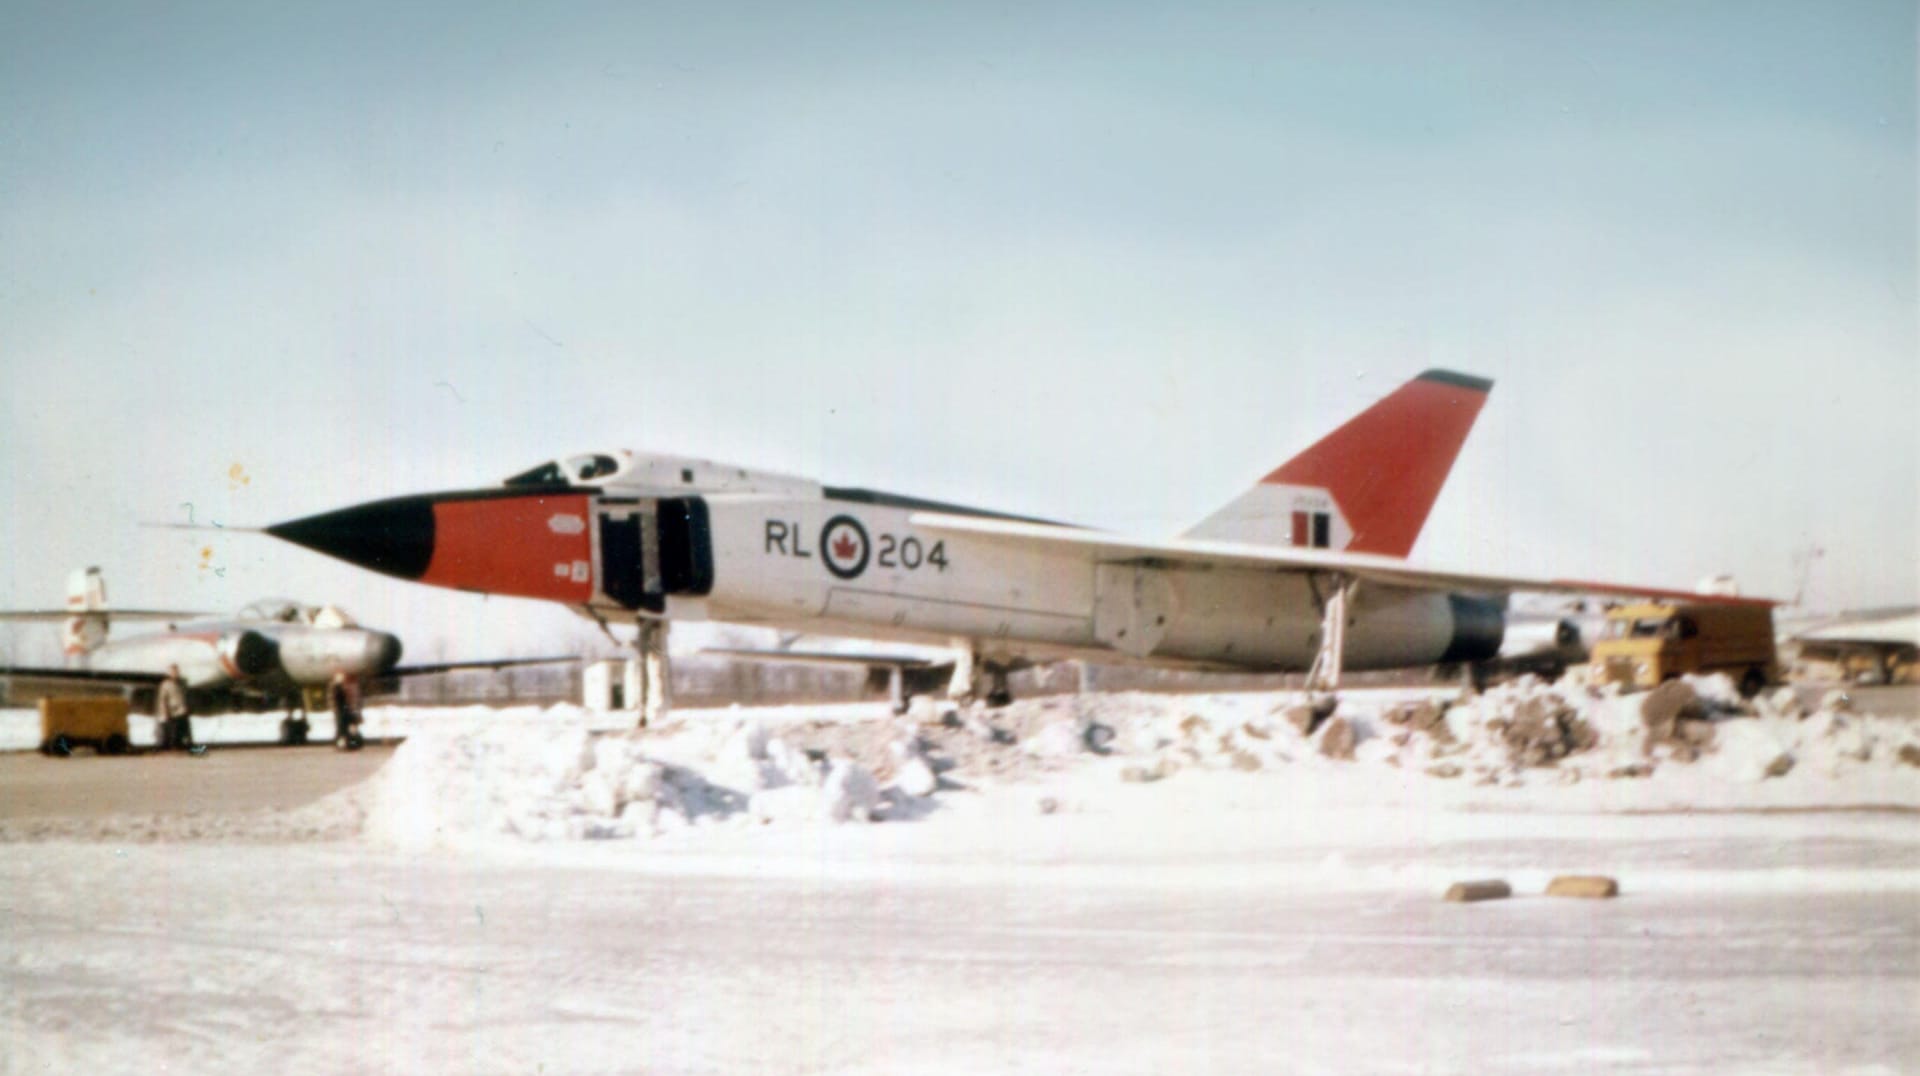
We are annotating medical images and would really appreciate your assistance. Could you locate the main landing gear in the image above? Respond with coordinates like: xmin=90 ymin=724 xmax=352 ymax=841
xmin=1301 ymin=574 xmax=1358 ymax=722
xmin=885 ymin=666 xmax=910 ymax=716
xmin=877 ymin=662 xmax=959 ymax=716
xmin=945 ymin=642 xmax=1014 ymax=710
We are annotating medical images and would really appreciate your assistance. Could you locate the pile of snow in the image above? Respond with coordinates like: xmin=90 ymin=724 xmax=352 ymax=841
xmin=367 ymin=714 xmax=720 ymax=849
xmin=890 ymin=733 xmax=940 ymax=798
xmin=365 ymin=708 xmax=905 ymax=851
xmin=717 ymin=718 xmax=887 ymax=825
xmin=994 ymin=675 xmax=1920 ymax=802
xmin=358 ymin=681 xmax=1919 ymax=850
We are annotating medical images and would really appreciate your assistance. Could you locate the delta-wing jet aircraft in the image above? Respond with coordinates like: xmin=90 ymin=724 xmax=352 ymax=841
xmin=262 ymin=370 xmax=1772 ymax=717
xmin=0 ymin=567 xmax=570 ymax=741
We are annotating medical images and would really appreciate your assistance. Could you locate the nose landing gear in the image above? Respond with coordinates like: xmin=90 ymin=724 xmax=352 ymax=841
xmin=633 ymin=618 xmax=671 ymax=727
xmin=278 ymin=695 xmax=311 ymax=746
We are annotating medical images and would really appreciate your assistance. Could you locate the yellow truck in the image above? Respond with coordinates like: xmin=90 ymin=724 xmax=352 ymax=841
xmin=1590 ymin=601 xmax=1778 ymax=697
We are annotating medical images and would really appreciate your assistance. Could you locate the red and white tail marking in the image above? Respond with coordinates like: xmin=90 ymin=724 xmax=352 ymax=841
xmin=1184 ymin=369 xmax=1492 ymax=558
xmin=62 ymin=566 xmax=109 ymax=656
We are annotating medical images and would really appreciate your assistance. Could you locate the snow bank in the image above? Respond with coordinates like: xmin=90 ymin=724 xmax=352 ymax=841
xmin=365 ymin=709 xmax=903 ymax=850
xmin=357 ymin=681 xmax=1916 ymax=851
xmin=995 ymin=679 xmax=1920 ymax=810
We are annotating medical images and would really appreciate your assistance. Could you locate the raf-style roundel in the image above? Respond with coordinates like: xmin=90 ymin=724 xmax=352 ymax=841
xmin=820 ymin=515 xmax=871 ymax=580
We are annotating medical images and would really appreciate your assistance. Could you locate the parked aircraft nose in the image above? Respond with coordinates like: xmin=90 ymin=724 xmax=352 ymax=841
xmin=268 ymin=491 xmax=598 ymax=603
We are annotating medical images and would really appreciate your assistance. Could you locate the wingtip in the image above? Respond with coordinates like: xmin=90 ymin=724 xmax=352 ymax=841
xmin=1417 ymin=369 xmax=1494 ymax=393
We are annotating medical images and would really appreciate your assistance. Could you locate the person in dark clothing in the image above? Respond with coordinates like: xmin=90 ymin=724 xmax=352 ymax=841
xmin=329 ymin=671 xmax=364 ymax=751
xmin=156 ymin=665 xmax=193 ymax=751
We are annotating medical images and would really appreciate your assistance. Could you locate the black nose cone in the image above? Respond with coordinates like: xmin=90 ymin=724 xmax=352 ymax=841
xmin=267 ymin=495 xmax=436 ymax=580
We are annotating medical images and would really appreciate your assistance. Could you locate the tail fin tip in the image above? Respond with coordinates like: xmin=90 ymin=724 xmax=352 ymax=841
xmin=1417 ymin=369 xmax=1494 ymax=393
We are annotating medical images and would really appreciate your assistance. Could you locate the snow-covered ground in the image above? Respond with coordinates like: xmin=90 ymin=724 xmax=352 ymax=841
xmin=2 ymin=678 xmax=1916 ymax=1073
xmin=0 ymin=699 xmax=894 ymax=752
xmin=344 ymin=676 xmax=1920 ymax=849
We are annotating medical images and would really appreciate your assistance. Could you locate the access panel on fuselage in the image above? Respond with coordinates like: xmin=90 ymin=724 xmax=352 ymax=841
xmin=595 ymin=498 xmax=715 ymax=612
xmin=598 ymin=510 xmax=646 ymax=610
xmin=656 ymin=498 xmax=714 ymax=596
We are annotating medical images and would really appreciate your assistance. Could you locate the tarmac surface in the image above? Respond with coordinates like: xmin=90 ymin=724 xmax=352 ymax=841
xmin=0 ymin=743 xmax=394 ymax=823
xmin=4 ymin=813 xmax=1915 ymax=1074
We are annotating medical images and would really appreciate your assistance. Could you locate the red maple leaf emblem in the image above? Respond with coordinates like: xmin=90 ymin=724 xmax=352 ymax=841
xmin=831 ymin=530 xmax=860 ymax=561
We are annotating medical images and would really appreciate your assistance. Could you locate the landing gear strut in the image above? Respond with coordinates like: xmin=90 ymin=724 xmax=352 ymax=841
xmin=984 ymin=666 xmax=1013 ymax=708
xmin=947 ymin=643 xmax=977 ymax=704
xmin=633 ymin=618 xmax=671 ymax=727
xmin=1466 ymin=662 xmax=1492 ymax=695
xmin=945 ymin=641 xmax=1013 ymax=709
xmin=279 ymin=696 xmax=310 ymax=746
xmin=1302 ymin=574 xmax=1357 ymax=715
xmin=886 ymin=666 xmax=909 ymax=716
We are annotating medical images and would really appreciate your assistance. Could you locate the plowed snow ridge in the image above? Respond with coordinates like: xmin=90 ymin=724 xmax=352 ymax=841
xmin=359 ymin=676 xmax=1920 ymax=851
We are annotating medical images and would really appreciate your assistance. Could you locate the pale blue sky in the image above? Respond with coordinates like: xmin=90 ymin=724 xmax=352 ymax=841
xmin=2 ymin=1 xmax=1913 ymax=660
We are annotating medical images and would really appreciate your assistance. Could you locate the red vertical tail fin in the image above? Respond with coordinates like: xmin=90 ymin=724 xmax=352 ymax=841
xmin=1184 ymin=369 xmax=1492 ymax=557
xmin=62 ymin=566 xmax=109 ymax=657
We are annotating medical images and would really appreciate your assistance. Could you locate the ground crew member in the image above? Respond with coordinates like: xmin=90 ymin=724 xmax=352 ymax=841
xmin=329 ymin=670 xmax=363 ymax=751
xmin=157 ymin=665 xmax=193 ymax=751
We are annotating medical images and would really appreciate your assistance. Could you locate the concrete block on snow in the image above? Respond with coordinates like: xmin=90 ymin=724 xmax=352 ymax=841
xmin=1546 ymin=875 xmax=1620 ymax=899
xmin=1444 ymin=879 xmax=1512 ymax=903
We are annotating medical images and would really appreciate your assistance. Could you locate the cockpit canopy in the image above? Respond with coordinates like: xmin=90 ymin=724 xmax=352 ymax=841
xmin=236 ymin=599 xmax=357 ymax=628
xmin=504 ymin=452 xmax=628 ymax=488
xmin=501 ymin=450 xmax=820 ymax=497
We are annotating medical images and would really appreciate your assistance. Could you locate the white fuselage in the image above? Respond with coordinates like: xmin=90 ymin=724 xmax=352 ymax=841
xmin=592 ymin=489 xmax=1478 ymax=673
